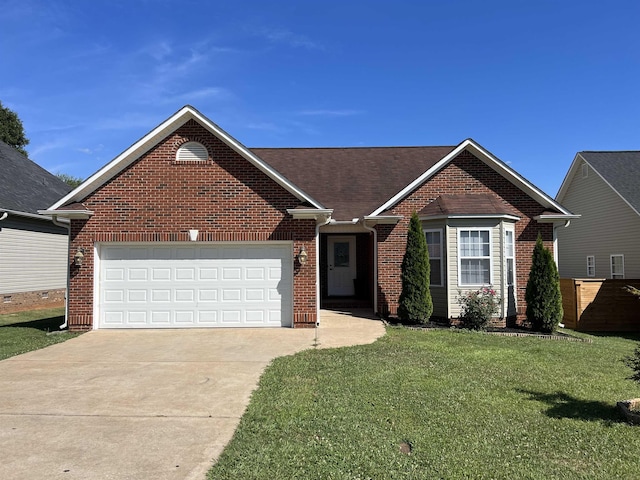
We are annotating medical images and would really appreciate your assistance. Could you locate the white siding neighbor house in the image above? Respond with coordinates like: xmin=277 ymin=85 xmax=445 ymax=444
xmin=0 ymin=141 xmax=71 ymax=313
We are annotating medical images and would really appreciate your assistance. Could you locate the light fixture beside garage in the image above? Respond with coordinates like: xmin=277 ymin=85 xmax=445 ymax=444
xmin=188 ymin=229 xmax=199 ymax=241
xmin=297 ymin=245 xmax=308 ymax=265
xmin=74 ymin=247 xmax=85 ymax=266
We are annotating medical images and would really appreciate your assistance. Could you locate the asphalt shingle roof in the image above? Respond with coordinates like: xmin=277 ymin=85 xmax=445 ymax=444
xmin=0 ymin=141 xmax=71 ymax=215
xmin=580 ymin=151 xmax=640 ymax=213
xmin=419 ymin=194 xmax=521 ymax=217
xmin=251 ymin=146 xmax=456 ymax=220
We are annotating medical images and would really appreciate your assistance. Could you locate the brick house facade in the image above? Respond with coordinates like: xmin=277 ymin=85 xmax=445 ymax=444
xmin=44 ymin=106 xmax=576 ymax=331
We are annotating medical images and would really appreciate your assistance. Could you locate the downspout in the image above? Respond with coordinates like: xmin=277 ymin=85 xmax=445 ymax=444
xmin=552 ymin=220 xmax=571 ymax=266
xmin=0 ymin=211 xmax=8 ymax=221
xmin=315 ymin=215 xmax=332 ymax=326
xmin=362 ymin=219 xmax=378 ymax=315
xmin=51 ymin=214 xmax=70 ymax=330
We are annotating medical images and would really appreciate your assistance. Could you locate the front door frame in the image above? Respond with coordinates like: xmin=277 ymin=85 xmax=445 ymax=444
xmin=327 ymin=235 xmax=357 ymax=296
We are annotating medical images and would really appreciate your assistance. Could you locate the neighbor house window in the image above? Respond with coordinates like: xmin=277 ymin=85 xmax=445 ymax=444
xmin=425 ymin=229 xmax=443 ymax=287
xmin=611 ymin=255 xmax=624 ymax=279
xmin=459 ymin=229 xmax=491 ymax=285
xmin=586 ymin=256 xmax=595 ymax=277
xmin=582 ymin=163 xmax=588 ymax=178
xmin=505 ymin=229 xmax=515 ymax=286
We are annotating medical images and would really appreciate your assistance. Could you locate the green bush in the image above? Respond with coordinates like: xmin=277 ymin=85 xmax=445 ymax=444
xmin=398 ymin=211 xmax=432 ymax=324
xmin=458 ymin=287 xmax=501 ymax=330
xmin=525 ymin=234 xmax=563 ymax=333
xmin=624 ymin=345 xmax=640 ymax=385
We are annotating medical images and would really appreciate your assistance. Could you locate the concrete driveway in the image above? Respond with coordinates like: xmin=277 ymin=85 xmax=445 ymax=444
xmin=0 ymin=309 xmax=384 ymax=480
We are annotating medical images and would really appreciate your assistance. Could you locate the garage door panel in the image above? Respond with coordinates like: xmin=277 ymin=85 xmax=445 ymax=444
xmin=99 ymin=243 xmax=292 ymax=328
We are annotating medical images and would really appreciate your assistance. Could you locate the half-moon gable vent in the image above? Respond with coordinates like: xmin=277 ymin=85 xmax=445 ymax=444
xmin=176 ymin=141 xmax=208 ymax=162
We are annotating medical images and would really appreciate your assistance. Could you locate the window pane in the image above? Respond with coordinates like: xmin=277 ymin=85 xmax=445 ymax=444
xmin=505 ymin=231 xmax=514 ymax=257
xmin=430 ymin=259 xmax=442 ymax=286
xmin=461 ymin=259 xmax=490 ymax=284
xmin=611 ymin=255 xmax=624 ymax=278
xmin=507 ymin=258 xmax=514 ymax=286
xmin=426 ymin=231 xmax=441 ymax=258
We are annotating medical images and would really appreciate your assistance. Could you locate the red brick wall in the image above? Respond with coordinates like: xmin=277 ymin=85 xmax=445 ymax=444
xmin=67 ymin=119 xmax=316 ymax=330
xmin=0 ymin=289 xmax=65 ymax=314
xmin=376 ymin=150 xmax=553 ymax=321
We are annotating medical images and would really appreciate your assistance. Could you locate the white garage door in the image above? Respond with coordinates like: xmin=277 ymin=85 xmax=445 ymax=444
xmin=97 ymin=243 xmax=292 ymax=328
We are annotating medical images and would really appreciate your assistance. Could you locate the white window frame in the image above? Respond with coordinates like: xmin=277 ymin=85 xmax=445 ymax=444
xmin=424 ymin=229 xmax=444 ymax=287
xmin=504 ymin=227 xmax=515 ymax=287
xmin=458 ymin=228 xmax=493 ymax=286
xmin=586 ymin=255 xmax=595 ymax=277
xmin=611 ymin=254 xmax=624 ymax=279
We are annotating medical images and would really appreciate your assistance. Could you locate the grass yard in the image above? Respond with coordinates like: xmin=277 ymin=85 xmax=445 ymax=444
xmin=0 ymin=307 xmax=79 ymax=360
xmin=209 ymin=327 xmax=640 ymax=480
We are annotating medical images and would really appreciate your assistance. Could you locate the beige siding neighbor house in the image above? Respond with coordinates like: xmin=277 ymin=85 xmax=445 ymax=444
xmin=556 ymin=151 xmax=640 ymax=279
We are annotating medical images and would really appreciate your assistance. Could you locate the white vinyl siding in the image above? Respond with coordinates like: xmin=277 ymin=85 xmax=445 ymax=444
xmin=0 ymin=218 xmax=68 ymax=294
xmin=586 ymin=255 xmax=595 ymax=277
xmin=611 ymin=254 xmax=624 ymax=279
xmin=556 ymin=157 xmax=640 ymax=278
xmin=425 ymin=229 xmax=443 ymax=287
xmin=458 ymin=229 xmax=492 ymax=285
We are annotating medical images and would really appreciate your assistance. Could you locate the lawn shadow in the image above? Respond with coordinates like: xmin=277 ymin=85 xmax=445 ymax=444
xmin=0 ymin=315 xmax=66 ymax=332
xmin=517 ymin=389 xmax=624 ymax=425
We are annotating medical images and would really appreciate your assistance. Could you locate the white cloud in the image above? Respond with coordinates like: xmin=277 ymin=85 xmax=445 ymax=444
xmin=255 ymin=27 xmax=324 ymax=51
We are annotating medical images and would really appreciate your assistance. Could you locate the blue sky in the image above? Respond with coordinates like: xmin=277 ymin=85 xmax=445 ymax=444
xmin=1 ymin=0 xmax=638 ymax=197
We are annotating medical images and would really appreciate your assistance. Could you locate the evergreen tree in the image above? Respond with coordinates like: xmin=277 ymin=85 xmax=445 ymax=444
xmin=525 ymin=234 xmax=563 ymax=333
xmin=0 ymin=101 xmax=29 ymax=156
xmin=56 ymin=173 xmax=84 ymax=188
xmin=398 ymin=211 xmax=433 ymax=324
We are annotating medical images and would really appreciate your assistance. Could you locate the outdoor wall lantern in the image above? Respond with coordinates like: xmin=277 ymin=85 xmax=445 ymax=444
xmin=74 ymin=247 xmax=85 ymax=266
xmin=297 ymin=245 xmax=308 ymax=265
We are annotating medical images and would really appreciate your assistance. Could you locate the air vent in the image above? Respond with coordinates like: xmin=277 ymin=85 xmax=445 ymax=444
xmin=176 ymin=142 xmax=208 ymax=162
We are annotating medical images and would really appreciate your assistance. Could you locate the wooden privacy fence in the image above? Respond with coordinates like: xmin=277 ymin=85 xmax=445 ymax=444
xmin=560 ymin=278 xmax=640 ymax=331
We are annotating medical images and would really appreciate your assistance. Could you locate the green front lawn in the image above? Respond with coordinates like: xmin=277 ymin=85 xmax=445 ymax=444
xmin=209 ymin=328 xmax=640 ymax=479
xmin=0 ymin=307 xmax=79 ymax=360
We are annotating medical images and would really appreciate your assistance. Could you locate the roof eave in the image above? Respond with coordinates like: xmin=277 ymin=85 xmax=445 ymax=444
xmin=419 ymin=214 xmax=521 ymax=221
xmin=287 ymin=208 xmax=333 ymax=221
xmin=38 ymin=209 xmax=94 ymax=219
xmin=363 ymin=215 xmax=404 ymax=225
xmin=534 ymin=214 xmax=581 ymax=223
xmin=2 ymin=208 xmax=70 ymax=223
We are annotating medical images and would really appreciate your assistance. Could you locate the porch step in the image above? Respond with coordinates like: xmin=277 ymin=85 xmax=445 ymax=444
xmin=321 ymin=297 xmax=372 ymax=309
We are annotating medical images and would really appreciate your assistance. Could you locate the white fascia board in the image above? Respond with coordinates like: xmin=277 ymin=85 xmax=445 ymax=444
xmin=362 ymin=215 xmax=403 ymax=225
xmin=555 ymin=152 xmax=583 ymax=203
xmin=287 ymin=208 xmax=333 ymax=220
xmin=370 ymin=139 xmax=574 ymax=217
xmin=534 ymin=214 xmax=581 ymax=222
xmin=38 ymin=209 xmax=94 ymax=219
xmin=49 ymin=106 xmax=324 ymax=211
xmin=2 ymin=208 xmax=69 ymax=222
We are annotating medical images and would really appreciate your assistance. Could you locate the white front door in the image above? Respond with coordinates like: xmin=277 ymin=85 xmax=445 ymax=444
xmin=327 ymin=236 xmax=356 ymax=296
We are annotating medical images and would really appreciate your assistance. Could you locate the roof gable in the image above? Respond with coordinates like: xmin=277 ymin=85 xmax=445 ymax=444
xmin=557 ymin=151 xmax=640 ymax=216
xmin=48 ymin=106 xmax=324 ymax=211
xmin=0 ymin=141 xmax=71 ymax=215
xmin=370 ymin=139 xmax=573 ymax=217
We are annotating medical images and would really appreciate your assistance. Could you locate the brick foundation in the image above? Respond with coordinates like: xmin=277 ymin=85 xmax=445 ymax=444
xmin=0 ymin=289 xmax=65 ymax=314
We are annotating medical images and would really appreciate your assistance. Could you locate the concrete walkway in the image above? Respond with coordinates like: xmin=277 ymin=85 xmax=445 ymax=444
xmin=0 ymin=309 xmax=384 ymax=480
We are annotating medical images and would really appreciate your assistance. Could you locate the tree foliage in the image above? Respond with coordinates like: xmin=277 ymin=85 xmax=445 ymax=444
xmin=0 ymin=101 xmax=29 ymax=156
xmin=56 ymin=173 xmax=83 ymax=188
xmin=398 ymin=211 xmax=432 ymax=324
xmin=525 ymin=234 xmax=563 ymax=333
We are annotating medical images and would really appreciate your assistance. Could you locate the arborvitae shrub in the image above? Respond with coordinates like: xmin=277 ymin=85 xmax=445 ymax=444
xmin=525 ymin=234 xmax=563 ymax=333
xmin=398 ymin=212 xmax=433 ymax=324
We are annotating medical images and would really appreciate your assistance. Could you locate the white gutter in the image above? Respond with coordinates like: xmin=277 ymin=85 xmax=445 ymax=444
xmin=0 ymin=211 xmax=7 ymax=221
xmin=50 ymin=214 xmax=70 ymax=330
xmin=315 ymin=215 xmax=333 ymax=326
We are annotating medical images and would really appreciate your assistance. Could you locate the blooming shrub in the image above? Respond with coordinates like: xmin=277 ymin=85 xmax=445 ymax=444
xmin=458 ymin=287 xmax=501 ymax=330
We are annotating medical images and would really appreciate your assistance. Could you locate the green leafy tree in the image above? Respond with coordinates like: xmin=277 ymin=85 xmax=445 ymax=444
xmin=525 ymin=234 xmax=563 ymax=333
xmin=398 ymin=211 xmax=432 ymax=324
xmin=56 ymin=173 xmax=84 ymax=188
xmin=0 ymin=101 xmax=29 ymax=156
